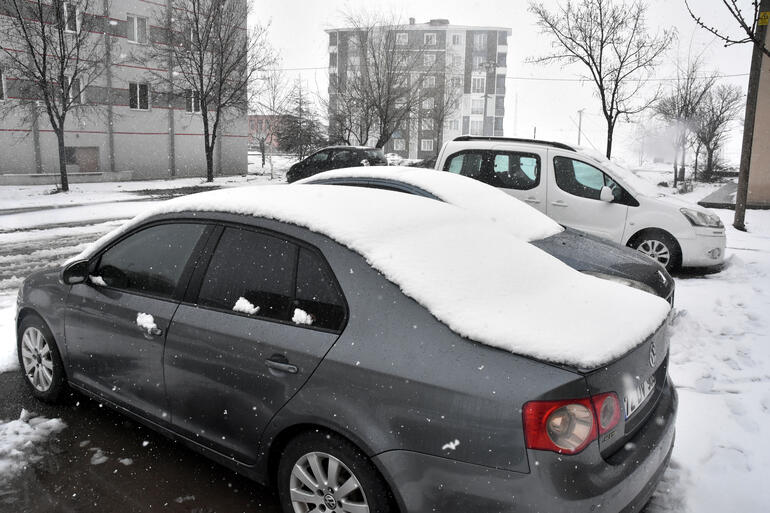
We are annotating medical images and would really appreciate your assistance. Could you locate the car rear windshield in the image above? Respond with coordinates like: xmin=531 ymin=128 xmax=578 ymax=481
xmin=364 ymin=149 xmax=387 ymax=163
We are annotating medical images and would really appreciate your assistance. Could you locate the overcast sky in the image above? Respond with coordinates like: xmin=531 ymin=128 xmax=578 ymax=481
xmin=253 ymin=0 xmax=754 ymax=166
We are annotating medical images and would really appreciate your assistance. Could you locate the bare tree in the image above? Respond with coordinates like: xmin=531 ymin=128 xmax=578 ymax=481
xmin=327 ymin=65 xmax=376 ymax=145
xmin=252 ymin=66 xmax=290 ymax=178
xmin=331 ymin=10 xmax=439 ymax=149
xmin=694 ymin=84 xmax=744 ymax=181
xmin=428 ymin=73 xmax=463 ymax=155
xmin=529 ymin=0 xmax=672 ymax=158
xmin=685 ymin=0 xmax=770 ymax=57
xmin=0 ymin=0 xmax=109 ymax=191
xmin=147 ymin=0 xmax=273 ymax=182
xmin=653 ymin=52 xmax=716 ymax=186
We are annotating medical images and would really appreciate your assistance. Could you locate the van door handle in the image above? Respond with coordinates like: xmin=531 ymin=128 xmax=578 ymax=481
xmin=524 ymin=197 xmax=541 ymax=204
xmin=551 ymin=201 xmax=568 ymax=207
xmin=265 ymin=359 xmax=298 ymax=374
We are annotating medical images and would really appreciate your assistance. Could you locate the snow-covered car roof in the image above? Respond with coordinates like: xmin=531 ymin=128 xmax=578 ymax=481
xmin=297 ymin=166 xmax=563 ymax=242
xmin=75 ymin=185 xmax=670 ymax=368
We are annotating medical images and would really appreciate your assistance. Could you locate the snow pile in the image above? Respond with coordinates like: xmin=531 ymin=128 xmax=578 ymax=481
xmin=135 ymin=313 xmax=156 ymax=331
xmin=292 ymin=308 xmax=314 ymax=326
xmin=0 ymin=409 xmax=67 ymax=480
xmin=297 ymin=166 xmax=564 ymax=242
xmin=89 ymin=275 xmax=106 ymax=287
xmin=232 ymin=297 xmax=260 ymax=315
xmin=75 ymin=185 xmax=669 ymax=368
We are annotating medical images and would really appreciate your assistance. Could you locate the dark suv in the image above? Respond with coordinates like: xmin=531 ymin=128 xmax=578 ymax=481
xmin=286 ymin=146 xmax=388 ymax=183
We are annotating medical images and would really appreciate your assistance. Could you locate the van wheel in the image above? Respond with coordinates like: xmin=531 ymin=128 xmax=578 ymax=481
xmin=17 ymin=313 xmax=67 ymax=403
xmin=629 ymin=230 xmax=681 ymax=272
xmin=277 ymin=430 xmax=394 ymax=513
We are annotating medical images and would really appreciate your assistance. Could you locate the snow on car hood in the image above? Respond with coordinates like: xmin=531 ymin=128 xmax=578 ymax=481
xmin=297 ymin=166 xmax=563 ymax=242
xmin=75 ymin=185 xmax=670 ymax=368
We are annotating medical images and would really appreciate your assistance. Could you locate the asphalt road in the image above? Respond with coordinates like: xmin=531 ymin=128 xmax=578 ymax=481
xmin=0 ymin=372 xmax=282 ymax=513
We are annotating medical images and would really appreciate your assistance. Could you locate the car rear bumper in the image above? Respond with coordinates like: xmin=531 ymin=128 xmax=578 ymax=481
xmin=374 ymin=378 xmax=677 ymax=513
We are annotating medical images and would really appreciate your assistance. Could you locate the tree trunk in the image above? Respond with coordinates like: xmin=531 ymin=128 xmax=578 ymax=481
xmin=205 ymin=143 xmax=214 ymax=182
xmin=705 ymin=149 xmax=715 ymax=182
xmin=693 ymin=146 xmax=700 ymax=182
xmin=678 ymin=144 xmax=686 ymax=183
xmin=605 ymin=119 xmax=614 ymax=159
xmin=260 ymin=139 xmax=266 ymax=167
xmin=673 ymin=151 xmax=679 ymax=188
xmin=56 ymin=129 xmax=70 ymax=192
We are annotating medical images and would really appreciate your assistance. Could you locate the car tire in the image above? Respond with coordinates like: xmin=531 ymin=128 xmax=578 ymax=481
xmin=17 ymin=313 xmax=68 ymax=403
xmin=629 ymin=230 xmax=682 ymax=273
xmin=276 ymin=430 xmax=395 ymax=513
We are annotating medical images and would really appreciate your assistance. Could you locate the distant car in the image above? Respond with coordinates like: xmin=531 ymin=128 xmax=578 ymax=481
xmin=18 ymin=185 xmax=675 ymax=513
xmin=286 ymin=146 xmax=387 ymax=183
xmin=300 ymin=166 xmax=675 ymax=303
xmin=435 ymin=136 xmax=726 ymax=272
xmin=407 ymin=155 xmax=437 ymax=168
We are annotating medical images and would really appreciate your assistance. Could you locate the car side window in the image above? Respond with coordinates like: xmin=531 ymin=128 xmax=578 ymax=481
xmin=310 ymin=151 xmax=330 ymax=163
xmin=295 ymin=248 xmax=346 ymax=331
xmin=95 ymin=223 xmax=207 ymax=299
xmin=491 ymin=152 xmax=540 ymax=190
xmin=554 ymin=156 xmax=623 ymax=201
xmin=444 ymin=151 xmax=484 ymax=178
xmin=198 ymin=228 xmax=297 ymax=323
xmin=331 ymin=150 xmax=354 ymax=163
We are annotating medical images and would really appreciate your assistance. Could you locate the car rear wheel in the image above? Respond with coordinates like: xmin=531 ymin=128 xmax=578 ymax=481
xmin=277 ymin=430 xmax=394 ymax=513
xmin=17 ymin=314 xmax=67 ymax=403
xmin=629 ymin=230 xmax=681 ymax=272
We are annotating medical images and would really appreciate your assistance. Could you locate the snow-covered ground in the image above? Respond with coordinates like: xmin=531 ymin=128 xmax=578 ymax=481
xmin=0 ymin=171 xmax=768 ymax=511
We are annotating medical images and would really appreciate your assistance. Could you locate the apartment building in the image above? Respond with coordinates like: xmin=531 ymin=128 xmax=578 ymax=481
xmin=0 ymin=1 xmax=247 ymax=184
xmin=327 ymin=18 xmax=512 ymax=160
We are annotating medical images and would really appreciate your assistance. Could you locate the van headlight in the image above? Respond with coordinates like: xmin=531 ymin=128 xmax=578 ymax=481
xmin=680 ymin=208 xmax=723 ymax=228
xmin=583 ymin=272 xmax=658 ymax=296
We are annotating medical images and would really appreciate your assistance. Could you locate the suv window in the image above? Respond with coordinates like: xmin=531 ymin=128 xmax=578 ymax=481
xmin=444 ymin=150 xmax=541 ymax=190
xmin=331 ymin=150 xmax=355 ymax=163
xmin=295 ymin=248 xmax=346 ymax=331
xmin=198 ymin=228 xmax=296 ymax=322
xmin=554 ymin=156 xmax=626 ymax=202
xmin=309 ymin=151 xmax=330 ymax=163
xmin=95 ymin=223 xmax=207 ymax=298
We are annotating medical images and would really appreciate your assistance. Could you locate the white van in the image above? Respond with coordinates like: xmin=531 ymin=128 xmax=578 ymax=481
xmin=435 ymin=136 xmax=726 ymax=271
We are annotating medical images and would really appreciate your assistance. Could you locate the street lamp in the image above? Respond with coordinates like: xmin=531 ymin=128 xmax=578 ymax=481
xmin=480 ymin=60 xmax=498 ymax=136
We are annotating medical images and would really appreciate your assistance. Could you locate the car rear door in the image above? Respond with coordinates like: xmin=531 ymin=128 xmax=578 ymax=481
xmin=64 ymin=222 xmax=211 ymax=421
xmin=163 ymin=224 xmax=347 ymax=463
xmin=546 ymin=150 xmax=630 ymax=242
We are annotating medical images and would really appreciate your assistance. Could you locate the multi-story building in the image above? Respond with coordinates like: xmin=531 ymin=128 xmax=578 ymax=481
xmin=327 ymin=18 xmax=511 ymax=160
xmin=0 ymin=1 xmax=247 ymax=184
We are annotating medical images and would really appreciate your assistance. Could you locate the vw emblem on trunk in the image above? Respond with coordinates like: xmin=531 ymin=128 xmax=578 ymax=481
xmin=649 ymin=341 xmax=657 ymax=367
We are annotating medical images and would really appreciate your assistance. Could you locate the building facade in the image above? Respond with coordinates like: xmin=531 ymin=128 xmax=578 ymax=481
xmin=327 ymin=18 xmax=511 ymax=160
xmin=748 ymin=51 xmax=770 ymax=207
xmin=0 ymin=0 xmax=247 ymax=184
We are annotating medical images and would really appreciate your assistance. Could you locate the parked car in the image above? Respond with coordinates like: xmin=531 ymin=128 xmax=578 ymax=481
xmin=286 ymin=146 xmax=388 ymax=183
xmin=435 ymin=136 xmax=726 ymax=272
xmin=18 ymin=185 xmax=675 ymax=513
xmin=299 ymin=166 xmax=674 ymax=303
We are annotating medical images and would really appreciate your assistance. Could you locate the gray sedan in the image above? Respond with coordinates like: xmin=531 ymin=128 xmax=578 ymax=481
xmin=16 ymin=186 xmax=676 ymax=513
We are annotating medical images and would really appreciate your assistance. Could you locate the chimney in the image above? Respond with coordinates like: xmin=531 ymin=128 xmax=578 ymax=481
xmin=409 ymin=17 xmax=415 ymax=25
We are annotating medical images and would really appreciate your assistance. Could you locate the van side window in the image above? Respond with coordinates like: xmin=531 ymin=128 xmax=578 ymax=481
xmin=491 ymin=152 xmax=540 ymax=190
xmin=444 ymin=151 xmax=483 ymax=178
xmin=553 ymin=156 xmax=624 ymax=202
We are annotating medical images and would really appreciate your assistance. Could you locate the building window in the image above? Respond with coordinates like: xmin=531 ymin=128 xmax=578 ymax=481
xmin=450 ymin=77 xmax=463 ymax=88
xmin=452 ymin=34 xmax=462 ymax=45
xmin=0 ymin=68 xmax=6 ymax=101
xmin=62 ymin=3 xmax=78 ymax=33
xmin=422 ymin=118 xmax=434 ymax=131
xmin=65 ymin=76 xmax=83 ymax=104
xmin=423 ymin=75 xmax=436 ymax=88
xmin=474 ymin=33 xmax=487 ymax=51
xmin=422 ymin=97 xmax=434 ymax=109
xmin=445 ymin=119 xmax=460 ymax=131
xmin=424 ymin=53 xmax=436 ymax=67
xmin=421 ymin=139 xmax=434 ymax=152
xmin=396 ymin=32 xmax=408 ymax=45
xmin=129 ymin=82 xmax=150 ymax=110
xmin=497 ymin=52 xmax=507 ymax=67
xmin=498 ymin=31 xmax=508 ymax=45
xmin=452 ymin=55 xmax=462 ymax=67
xmin=471 ymin=76 xmax=485 ymax=94
xmin=473 ymin=55 xmax=484 ymax=69
xmin=127 ymin=15 xmax=148 ymax=44
xmin=494 ymin=117 xmax=504 ymax=131
xmin=470 ymin=119 xmax=484 ymax=135
xmin=496 ymin=74 xmax=506 ymax=93
xmin=185 ymin=89 xmax=201 ymax=113
xmin=329 ymin=52 xmax=337 ymax=67
xmin=393 ymin=139 xmax=405 ymax=151
xmin=471 ymin=99 xmax=484 ymax=115
xmin=424 ymin=33 xmax=436 ymax=45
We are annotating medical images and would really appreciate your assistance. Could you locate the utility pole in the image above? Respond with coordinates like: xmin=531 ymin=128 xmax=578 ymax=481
xmin=577 ymin=108 xmax=585 ymax=146
xmin=481 ymin=61 xmax=498 ymax=136
xmin=734 ymin=0 xmax=769 ymax=231
xmin=533 ymin=126 xmax=537 ymax=139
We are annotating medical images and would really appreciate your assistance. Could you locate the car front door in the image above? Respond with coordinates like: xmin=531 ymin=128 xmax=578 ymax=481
xmin=164 ymin=225 xmax=346 ymax=463
xmin=546 ymin=151 xmax=630 ymax=242
xmin=303 ymin=150 xmax=333 ymax=178
xmin=64 ymin=222 xmax=211 ymax=420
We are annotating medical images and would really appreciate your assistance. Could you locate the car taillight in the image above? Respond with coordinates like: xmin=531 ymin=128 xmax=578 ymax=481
xmin=592 ymin=392 xmax=621 ymax=434
xmin=523 ymin=398 xmax=597 ymax=454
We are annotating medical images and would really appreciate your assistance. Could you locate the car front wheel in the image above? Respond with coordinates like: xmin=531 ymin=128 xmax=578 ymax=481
xmin=629 ymin=230 xmax=682 ymax=272
xmin=277 ymin=430 xmax=394 ymax=513
xmin=17 ymin=314 xmax=67 ymax=403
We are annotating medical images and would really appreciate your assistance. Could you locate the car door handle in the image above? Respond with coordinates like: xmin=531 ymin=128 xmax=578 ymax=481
xmin=265 ymin=359 xmax=298 ymax=374
xmin=551 ymin=201 xmax=568 ymax=207
xmin=524 ymin=197 xmax=541 ymax=204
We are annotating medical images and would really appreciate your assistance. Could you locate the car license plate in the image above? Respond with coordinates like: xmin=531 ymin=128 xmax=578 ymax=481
xmin=624 ymin=374 xmax=656 ymax=419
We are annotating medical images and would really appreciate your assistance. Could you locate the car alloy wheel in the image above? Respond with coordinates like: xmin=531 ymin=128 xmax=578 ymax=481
xmin=289 ymin=451 xmax=369 ymax=513
xmin=637 ymin=239 xmax=671 ymax=267
xmin=20 ymin=326 xmax=54 ymax=392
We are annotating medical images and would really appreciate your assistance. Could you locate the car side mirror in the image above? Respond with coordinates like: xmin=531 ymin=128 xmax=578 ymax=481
xmin=61 ymin=259 xmax=89 ymax=285
xmin=600 ymin=186 xmax=614 ymax=203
